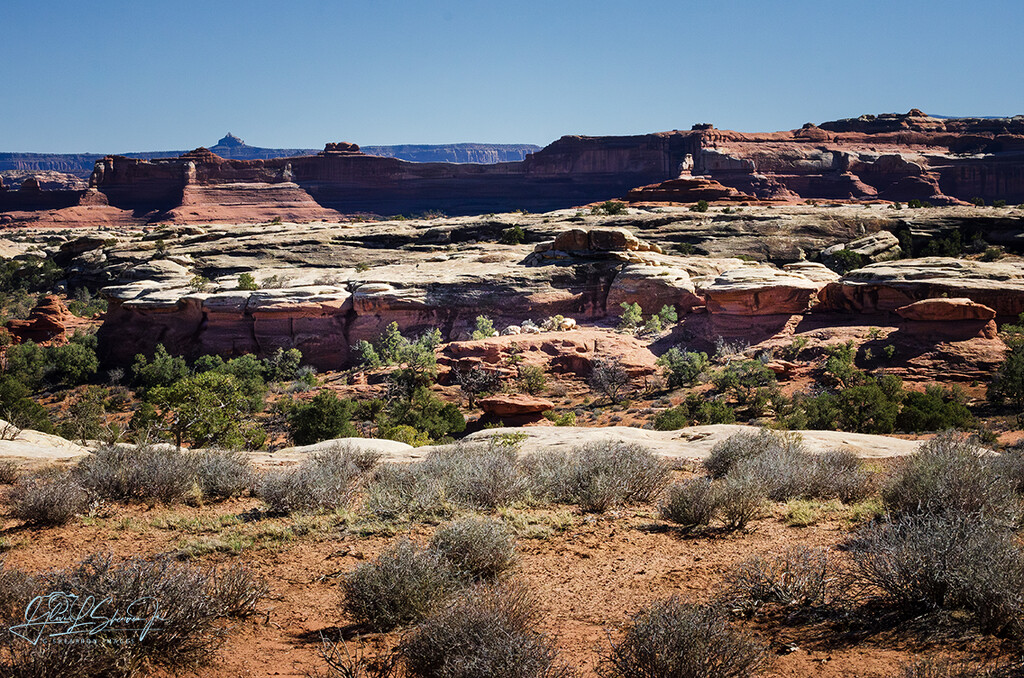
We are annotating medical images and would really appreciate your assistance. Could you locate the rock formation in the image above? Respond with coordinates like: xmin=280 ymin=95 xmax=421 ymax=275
xmin=6 ymin=295 xmax=75 ymax=344
xmin=6 ymin=111 xmax=1022 ymax=225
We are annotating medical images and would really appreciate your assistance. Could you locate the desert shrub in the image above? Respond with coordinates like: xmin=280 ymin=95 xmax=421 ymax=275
xmin=568 ymin=441 xmax=667 ymax=513
xmin=600 ymin=598 xmax=767 ymax=678
xmin=429 ymin=518 xmax=516 ymax=582
xmin=287 ymin=390 xmax=359 ymax=445
xmin=712 ymin=360 xmax=776 ymax=405
xmin=0 ymin=374 xmax=54 ymax=433
xmin=657 ymin=304 xmax=678 ymax=324
xmin=657 ymin=349 xmax=709 ymax=389
xmin=690 ymin=199 xmax=710 ymax=212
xmin=7 ymin=470 xmax=91 ymax=526
xmin=881 ymin=432 xmax=1019 ymax=522
xmin=730 ymin=439 xmax=871 ymax=503
xmin=899 ymin=657 xmax=1018 ymax=678
xmin=517 ymin=364 xmax=548 ymax=395
xmin=255 ymin=444 xmax=371 ymax=514
xmin=805 ymin=449 xmax=873 ymax=503
xmin=500 ymin=225 xmax=526 ymax=245
xmin=400 ymin=581 xmax=568 ymax=678
xmin=716 ymin=473 xmax=766 ymax=531
xmin=728 ymin=546 xmax=835 ymax=612
xmin=0 ymin=459 xmax=18 ymax=484
xmin=472 ymin=315 xmax=497 ymax=340
xmin=131 ymin=343 xmax=190 ymax=390
xmin=342 ymin=540 xmax=460 ymax=631
xmin=74 ymin=443 xmax=201 ymax=504
xmin=456 ymin=364 xmax=503 ymax=408
xmin=365 ymin=440 xmax=525 ymax=520
xmin=192 ymin=449 xmax=255 ymax=500
xmin=425 ymin=441 xmax=526 ymax=510
xmin=703 ymin=428 xmax=783 ymax=479
xmin=847 ymin=513 xmax=1024 ymax=636
xmin=0 ymin=554 xmax=266 ymax=675
xmin=618 ymin=302 xmax=642 ymax=331
xmin=660 ymin=478 xmax=717 ymax=527
xmin=589 ymin=357 xmax=631 ymax=403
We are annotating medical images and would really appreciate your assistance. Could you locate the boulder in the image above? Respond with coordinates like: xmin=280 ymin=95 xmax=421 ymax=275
xmin=479 ymin=394 xmax=555 ymax=417
xmin=896 ymin=298 xmax=996 ymax=322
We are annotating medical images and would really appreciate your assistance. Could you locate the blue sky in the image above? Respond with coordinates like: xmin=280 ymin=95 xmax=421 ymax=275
xmin=2 ymin=0 xmax=1022 ymax=152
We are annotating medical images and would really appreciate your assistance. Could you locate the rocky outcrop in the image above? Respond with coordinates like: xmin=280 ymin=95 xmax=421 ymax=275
xmin=6 ymin=295 xmax=75 ymax=344
xmin=821 ymin=231 xmax=903 ymax=266
xmin=820 ymin=258 xmax=1024 ymax=316
xmin=896 ymin=298 xmax=998 ymax=341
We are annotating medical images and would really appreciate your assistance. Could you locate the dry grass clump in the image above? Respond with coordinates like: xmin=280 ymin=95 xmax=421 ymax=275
xmin=255 ymin=443 xmax=376 ymax=514
xmin=900 ymin=657 xmax=1023 ymax=678
xmin=599 ymin=598 xmax=768 ymax=678
xmin=7 ymin=469 xmax=91 ymax=526
xmin=429 ymin=518 xmax=516 ymax=582
xmin=727 ymin=546 xmax=837 ymax=612
xmin=399 ymin=582 xmax=571 ymax=678
xmin=0 ymin=553 xmax=267 ymax=676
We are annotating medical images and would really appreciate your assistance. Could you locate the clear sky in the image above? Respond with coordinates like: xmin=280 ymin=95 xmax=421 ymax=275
xmin=2 ymin=0 xmax=1022 ymax=153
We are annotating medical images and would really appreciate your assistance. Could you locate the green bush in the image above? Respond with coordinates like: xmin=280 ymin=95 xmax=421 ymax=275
xmin=657 ymin=349 xmax=710 ymax=389
xmin=690 ymin=200 xmax=709 ymax=213
xmin=592 ymin=200 xmax=627 ymax=215
xmin=826 ymin=248 xmax=866 ymax=274
xmin=712 ymin=360 xmax=776 ymax=405
xmin=499 ymin=225 xmax=526 ymax=245
xmin=149 ymin=371 xmax=266 ymax=449
xmin=617 ymin=302 xmax=642 ymax=332
xmin=896 ymin=386 xmax=975 ymax=432
xmin=472 ymin=316 xmax=497 ymax=340
xmin=237 ymin=272 xmax=258 ymax=290
xmin=132 ymin=344 xmax=190 ymax=390
xmin=287 ymin=390 xmax=358 ymax=445
xmin=652 ymin=394 xmax=735 ymax=430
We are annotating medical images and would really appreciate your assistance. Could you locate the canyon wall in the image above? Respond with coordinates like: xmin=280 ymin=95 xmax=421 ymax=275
xmin=4 ymin=111 xmax=1024 ymax=223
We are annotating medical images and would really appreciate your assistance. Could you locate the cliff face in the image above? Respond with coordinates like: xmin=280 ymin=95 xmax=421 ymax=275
xmin=4 ymin=111 xmax=1024 ymax=223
